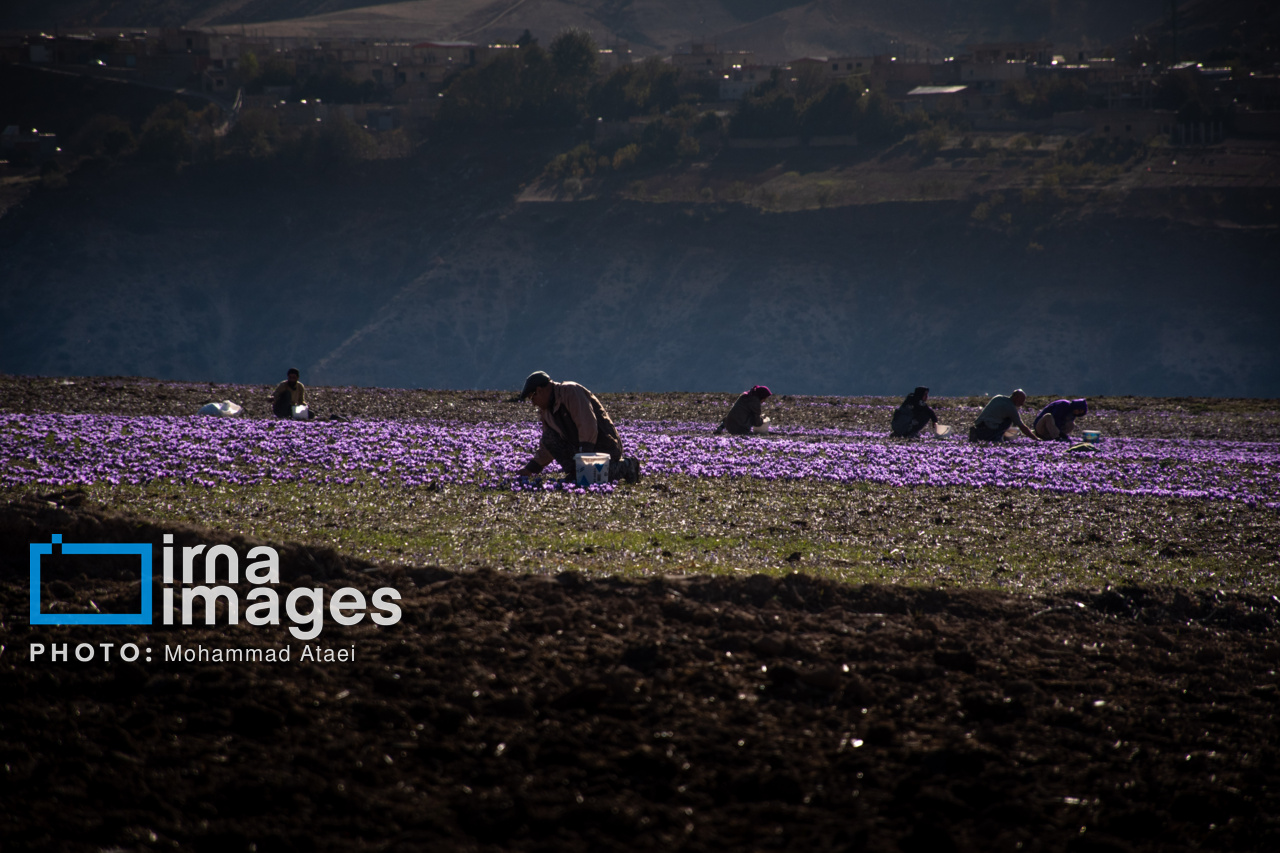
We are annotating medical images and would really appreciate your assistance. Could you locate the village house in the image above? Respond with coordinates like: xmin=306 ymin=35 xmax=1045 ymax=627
xmin=719 ymin=64 xmax=774 ymax=101
xmin=868 ymin=55 xmax=933 ymax=96
xmin=901 ymin=85 xmax=970 ymax=115
xmin=671 ymin=42 xmax=754 ymax=81
xmin=787 ymin=57 xmax=829 ymax=82
xmin=825 ymin=56 xmax=874 ymax=81
xmin=1 ymin=125 xmax=59 ymax=164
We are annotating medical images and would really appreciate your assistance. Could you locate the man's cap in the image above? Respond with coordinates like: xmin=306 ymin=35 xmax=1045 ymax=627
xmin=519 ymin=371 xmax=552 ymax=400
xmin=287 ymin=367 xmax=300 ymax=377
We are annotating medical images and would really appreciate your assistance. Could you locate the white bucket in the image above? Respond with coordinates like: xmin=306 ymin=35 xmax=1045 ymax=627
xmin=1082 ymin=430 xmax=1102 ymax=444
xmin=575 ymin=453 xmax=611 ymax=486
xmin=934 ymin=424 xmax=951 ymax=437
xmin=292 ymin=405 xmax=311 ymax=421
xmin=753 ymin=417 xmax=772 ymax=434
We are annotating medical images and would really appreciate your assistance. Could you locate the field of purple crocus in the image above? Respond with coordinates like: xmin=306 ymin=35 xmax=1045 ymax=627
xmin=3 ymin=413 xmax=1278 ymax=508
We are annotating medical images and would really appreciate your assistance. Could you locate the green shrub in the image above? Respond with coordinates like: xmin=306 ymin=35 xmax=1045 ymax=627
xmin=612 ymin=143 xmax=640 ymax=170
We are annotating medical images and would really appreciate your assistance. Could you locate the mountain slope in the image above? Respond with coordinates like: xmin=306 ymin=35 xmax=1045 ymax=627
xmin=4 ymin=1 xmax=1186 ymax=61
xmin=1 ymin=145 xmax=1277 ymax=397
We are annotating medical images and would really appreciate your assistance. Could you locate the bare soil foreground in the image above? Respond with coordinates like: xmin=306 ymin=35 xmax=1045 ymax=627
xmin=2 ymin=377 xmax=1280 ymax=852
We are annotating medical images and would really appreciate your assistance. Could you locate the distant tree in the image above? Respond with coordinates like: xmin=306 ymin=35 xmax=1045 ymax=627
xmin=149 ymin=100 xmax=193 ymax=124
xmin=730 ymin=89 xmax=800 ymax=138
xmin=801 ymin=79 xmax=860 ymax=137
xmin=612 ymin=143 xmax=640 ymax=169
xmin=550 ymin=29 xmax=598 ymax=83
xmin=667 ymin=102 xmax=698 ymax=124
xmin=856 ymin=90 xmax=908 ymax=145
xmin=693 ymin=110 xmax=723 ymax=135
xmin=515 ymin=42 xmax=574 ymax=126
xmin=543 ymin=142 xmax=599 ymax=180
xmin=224 ymin=108 xmax=282 ymax=159
xmin=239 ymin=51 xmax=260 ymax=81
xmin=1003 ymin=77 xmax=1087 ymax=119
xmin=439 ymin=43 xmax=580 ymax=129
xmin=676 ymin=133 xmax=700 ymax=159
xmin=589 ymin=58 xmax=679 ymax=120
xmin=916 ymin=124 xmax=947 ymax=157
xmin=303 ymin=115 xmax=377 ymax=166
xmin=638 ymin=118 xmax=682 ymax=163
xmin=137 ymin=100 xmax=192 ymax=167
xmin=70 ymin=114 xmax=135 ymax=159
xmin=439 ymin=51 xmax=524 ymax=127
xmin=793 ymin=63 xmax=827 ymax=102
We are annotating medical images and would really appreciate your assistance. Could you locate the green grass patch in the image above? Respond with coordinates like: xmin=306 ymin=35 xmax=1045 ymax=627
xmin=7 ymin=472 xmax=1277 ymax=596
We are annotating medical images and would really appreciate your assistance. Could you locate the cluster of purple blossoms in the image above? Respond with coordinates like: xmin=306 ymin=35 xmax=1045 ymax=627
xmin=1 ymin=413 xmax=1277 ymax=508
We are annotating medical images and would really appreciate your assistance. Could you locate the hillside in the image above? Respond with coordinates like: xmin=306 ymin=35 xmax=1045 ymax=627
xmin=1 ymin=130 xmax=1278 ymax=398
xmin=5 ymin=0 xmax=1188 ymax=60
xmin=195 ymin=0 xmax=1176 ymax=61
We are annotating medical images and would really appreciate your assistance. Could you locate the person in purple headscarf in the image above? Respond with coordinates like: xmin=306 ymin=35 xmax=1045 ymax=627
xmin=1033 ymin=398 xmax=1088 ymax=441
xmin=715 ymin=385 xmax=772 ymax=435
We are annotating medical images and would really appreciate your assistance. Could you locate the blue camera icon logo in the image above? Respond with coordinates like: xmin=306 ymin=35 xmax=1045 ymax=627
xmin=30 ymin=534 xmax=153 ymax=626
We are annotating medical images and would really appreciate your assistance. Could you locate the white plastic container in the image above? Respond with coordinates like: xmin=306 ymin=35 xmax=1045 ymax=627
xmin=292 ymin=405 xmax=311 ymax=420
xmin=574 ymin=453 xmax=611 ymax=486
xmin=753 ymin=417 xmax=771 ymax=434
xmin=1081 ymin=429 xmax=1102 ymax=444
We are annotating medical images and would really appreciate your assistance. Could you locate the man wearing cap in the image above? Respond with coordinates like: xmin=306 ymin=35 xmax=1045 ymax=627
xmin=514 ymin=371 xmax=640 ymax=483
xmin=890 ymin=386 xmax=938 ymax=438
xmin=271 ymin=368 xmax=312 ymax=419
xmin=1033 ymin=398 xmax=1088 ymax=441
xmin=968 ymin=389 xmax=1040 ymax=442
xmin=715 ymin=385 xmax=772 ymax=435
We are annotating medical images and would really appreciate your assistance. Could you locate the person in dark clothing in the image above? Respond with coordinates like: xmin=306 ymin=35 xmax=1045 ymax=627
xmin=890 ymin=386 xmax=938 ymax=437
xmin=715 ymin=385 xmax=772 ymax=435
xmin=513 ymin=371 xmax=640 ymax=483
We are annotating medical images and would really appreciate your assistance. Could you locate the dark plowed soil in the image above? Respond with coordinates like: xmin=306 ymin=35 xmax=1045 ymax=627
xmin=3 ymin=493 xmax=1279 ymax=853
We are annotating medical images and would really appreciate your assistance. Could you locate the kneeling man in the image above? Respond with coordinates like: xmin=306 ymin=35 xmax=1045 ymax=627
xmin=514 ymin=371 xmax=640 ymax=483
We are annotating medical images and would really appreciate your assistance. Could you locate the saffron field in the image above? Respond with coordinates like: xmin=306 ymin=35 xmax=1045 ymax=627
xmin=2 ymin=396 xmax=1278 ymax=594
xmin=2 ymin=413 xmax=1278 ymax=507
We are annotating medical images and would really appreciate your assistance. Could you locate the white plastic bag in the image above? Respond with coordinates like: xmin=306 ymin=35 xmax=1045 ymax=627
xmin=198 ymin=400 xmax=242 ymax=417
